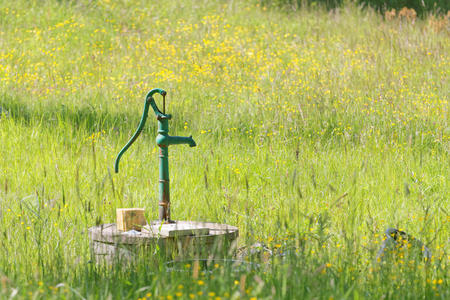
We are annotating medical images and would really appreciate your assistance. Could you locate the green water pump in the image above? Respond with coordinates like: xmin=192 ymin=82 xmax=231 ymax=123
xmin=114 ymin=88 xmax=196 ymax=222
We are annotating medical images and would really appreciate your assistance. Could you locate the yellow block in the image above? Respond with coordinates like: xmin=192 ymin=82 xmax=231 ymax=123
xmin=116 ymin=208 xmax=147 ymax=232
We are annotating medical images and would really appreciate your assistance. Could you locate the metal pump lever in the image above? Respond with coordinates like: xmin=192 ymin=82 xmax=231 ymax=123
xmin=114 ymin=88 xmax=196 ymax=221
xmin=114 ymin=88 xmax=168 ymax=173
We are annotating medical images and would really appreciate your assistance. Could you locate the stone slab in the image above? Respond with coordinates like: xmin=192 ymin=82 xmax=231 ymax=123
xmin=143 ymin=222 xmax=210 ymax=237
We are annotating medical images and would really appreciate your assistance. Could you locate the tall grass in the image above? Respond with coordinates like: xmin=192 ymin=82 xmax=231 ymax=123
xmin=260 ymin=0 xmax=450 ymax=16
xmin=0 ymin=0 xmax=448 ymax=299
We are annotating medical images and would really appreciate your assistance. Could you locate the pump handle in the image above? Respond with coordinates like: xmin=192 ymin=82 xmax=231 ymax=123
xmin=114 ymin=89 xmax=167 ymax=173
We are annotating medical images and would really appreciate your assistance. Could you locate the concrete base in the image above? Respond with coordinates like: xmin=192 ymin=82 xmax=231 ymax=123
xmin=88 ymin=221 xmax=239 ymax=264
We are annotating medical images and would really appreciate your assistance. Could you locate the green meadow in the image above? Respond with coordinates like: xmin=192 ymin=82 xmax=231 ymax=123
xmin=0 ymin=0 xmax=448 ymax=298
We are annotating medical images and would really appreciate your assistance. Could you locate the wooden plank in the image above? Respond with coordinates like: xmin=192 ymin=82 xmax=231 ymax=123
xmin=116 ymin=208 xmax=147 ymax=232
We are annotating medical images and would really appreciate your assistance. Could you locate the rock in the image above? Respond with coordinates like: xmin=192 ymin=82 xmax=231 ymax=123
xmin=376 ymin=228 xmax=431 ymax=262
xmin=237 ymin=242 xmax=273 ymax=262
xmin=0 ymin=107 xmax=9 ymax=118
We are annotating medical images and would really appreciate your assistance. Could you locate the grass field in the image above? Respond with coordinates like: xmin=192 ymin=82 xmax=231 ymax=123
xmin=0 ymin=0 xmax=448 ymax=299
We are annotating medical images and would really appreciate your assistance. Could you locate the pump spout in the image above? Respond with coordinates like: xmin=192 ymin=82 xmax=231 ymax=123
xmin=156 ymin=135 xmax=196 ymax=148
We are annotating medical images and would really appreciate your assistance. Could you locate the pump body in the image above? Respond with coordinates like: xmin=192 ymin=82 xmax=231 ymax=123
xmin=115 ymin=88 xmax=196 ymax=222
